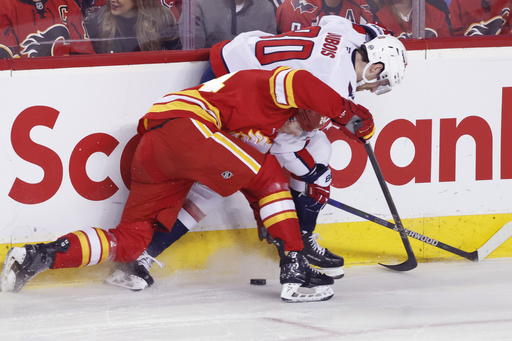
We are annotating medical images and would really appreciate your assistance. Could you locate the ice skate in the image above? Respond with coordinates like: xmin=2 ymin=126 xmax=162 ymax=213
xmin=302 ymin=231 xmax=344 ymax=279
xmin=104 ymin=251 xmax=163 ymax=291
xmin=279 ymin=251 xmax=334 ymax=303
xmin=0 ymin=244 xmax=56 ymax=293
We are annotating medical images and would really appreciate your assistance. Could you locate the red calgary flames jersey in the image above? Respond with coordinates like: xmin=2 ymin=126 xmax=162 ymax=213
xmin=139 ymin=67 xmax=347 ymax=146
xmin=371 ymin=0 xmax=452 ymax=38
xmin=276 ymin=0 xmax=374 ymax=32
xmin=0 ymin=0 xmax=94 ymax=58
xmin=450 ymin=0 xmax=511 ymax=36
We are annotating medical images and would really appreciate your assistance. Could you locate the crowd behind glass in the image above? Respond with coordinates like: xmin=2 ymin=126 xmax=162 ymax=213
xmin=0 ymin=0 xmax=510 ymax=58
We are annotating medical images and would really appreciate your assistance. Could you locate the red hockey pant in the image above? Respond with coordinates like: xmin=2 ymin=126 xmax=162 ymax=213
xmin=53 ymin=118 xmax=303 ymax=268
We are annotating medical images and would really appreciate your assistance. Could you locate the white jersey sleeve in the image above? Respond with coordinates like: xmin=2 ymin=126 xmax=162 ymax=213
xmin=270 ymin=130 xmax=332 ymax=176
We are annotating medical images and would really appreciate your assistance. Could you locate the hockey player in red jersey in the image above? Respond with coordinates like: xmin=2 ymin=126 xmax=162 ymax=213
xmin=367 ymin=0 xmax=453 ymax=38
xmin=0 ymin=0 xmax=95 ymax=58
xmin=1 ymin=66 xmax=379 ymax=302
xmin=276 ymin=0 xmax=375 ymax=32
xmin=103 ymin=29 xmax=408 ymax=292
xmin=450 ymin=0 xmax=511 ymax=36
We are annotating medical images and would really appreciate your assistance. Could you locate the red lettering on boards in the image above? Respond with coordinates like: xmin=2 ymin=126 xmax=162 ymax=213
xmin=9 ymin=106 xmax=137 ymax=204
xmin=8 ymin=92 xmax=511 ymax=202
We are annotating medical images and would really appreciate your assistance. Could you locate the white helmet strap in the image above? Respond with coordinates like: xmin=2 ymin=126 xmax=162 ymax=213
xmin=357 ymin=62 xmax=378 ymax=87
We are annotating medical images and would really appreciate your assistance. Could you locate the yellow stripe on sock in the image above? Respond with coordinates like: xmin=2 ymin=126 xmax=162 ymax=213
xmin=264 ymin=211 xmax=298 ymax=228
xmin=259 ymin=191 xmax=293 ymax=207
xmin=73 ymin=231 xmax=90 ymax=268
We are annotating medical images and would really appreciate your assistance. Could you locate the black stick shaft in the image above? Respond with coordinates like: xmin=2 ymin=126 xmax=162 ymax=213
xmin=364 ymin=142 xmax=417 ymax=270
xmin=327 ymin=198 xmax=478 ymax=261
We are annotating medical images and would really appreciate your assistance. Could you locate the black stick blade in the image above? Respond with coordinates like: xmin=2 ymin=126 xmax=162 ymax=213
xmin=379 ymin=257 xmax=418 ymax=271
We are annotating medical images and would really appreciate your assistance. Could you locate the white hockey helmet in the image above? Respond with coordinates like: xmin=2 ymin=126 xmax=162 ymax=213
xmin=359 ymin=35 xmax=408 ymax=95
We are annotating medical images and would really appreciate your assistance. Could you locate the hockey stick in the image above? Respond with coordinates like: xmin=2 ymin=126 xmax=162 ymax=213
xmin=363 ymin=142 xmax=418 ymax=271
xmin=327 ymin=198 xmax=512 ymax=262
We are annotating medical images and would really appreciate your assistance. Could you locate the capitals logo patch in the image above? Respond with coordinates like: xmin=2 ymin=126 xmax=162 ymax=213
xmin=291 ymin=0 xmax=318 ymax=14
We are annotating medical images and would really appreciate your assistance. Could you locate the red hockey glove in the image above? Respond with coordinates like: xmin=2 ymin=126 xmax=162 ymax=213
xmin=332 ymin=101 xmax=375 ymax=142
xmin=307 ymin=183 xmax=330 ymax=205
xmin=295 ymin=108 xmax=329 ymax=132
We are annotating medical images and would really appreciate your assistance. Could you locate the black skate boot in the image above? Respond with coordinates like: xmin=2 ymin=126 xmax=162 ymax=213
xmin=104 ymin=251 xmax=163 ymax=291
xmin=0 ymin=238 xmax=68 ymax=293
xmin=279 ymin=247 xmax=334 ymax=303
xmin=301 ymin=231 xmax=344 ymax=279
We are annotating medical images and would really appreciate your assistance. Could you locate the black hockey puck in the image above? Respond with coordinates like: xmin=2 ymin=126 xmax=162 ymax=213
xmin=250 ymin=278 xmax=266 ymax=285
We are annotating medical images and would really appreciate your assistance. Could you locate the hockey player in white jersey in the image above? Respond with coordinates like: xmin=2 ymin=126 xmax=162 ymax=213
xmin=105 ymin=16 xmax=407 ymax=302
xmin=206 ymin=15 xmax=398 ymax=98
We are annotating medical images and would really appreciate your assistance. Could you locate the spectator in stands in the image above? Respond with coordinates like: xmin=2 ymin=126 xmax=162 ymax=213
xmin=0 ymin=0 xmax=95 ymax=58
xmin=183 ymin=0 xmax=277 ymax=49
xmin=275 ymin=0 xmax=375 ymax=33
xmin=85 ymin=0 xmax=181 ymax=54
xmin=367 ymin=0 xmax=453 ymax=38
xmin=76 ymin=0 xmax=181 ymax=21
xmin=450 ymin=0 xmax=511 ymax=36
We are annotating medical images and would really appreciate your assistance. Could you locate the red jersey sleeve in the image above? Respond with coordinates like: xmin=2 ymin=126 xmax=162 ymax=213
xmin=284 ymin=68 xmax=347 ymax=119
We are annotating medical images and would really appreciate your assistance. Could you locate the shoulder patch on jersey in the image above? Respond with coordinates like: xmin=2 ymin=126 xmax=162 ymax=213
xmin=291 ymin=0 xmax=318 ymax=14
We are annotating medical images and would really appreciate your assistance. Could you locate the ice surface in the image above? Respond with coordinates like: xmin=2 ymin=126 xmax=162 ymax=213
xmin=1 ymin=257 xmax=512 ymax=341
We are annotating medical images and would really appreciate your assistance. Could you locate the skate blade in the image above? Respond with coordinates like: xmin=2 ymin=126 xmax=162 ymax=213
xmin=315 ymin=266 xmax=344 ymax=280
xmin=0 ymin=247 xmax=26 ymax=293
xmin=280 ymin=283 xmax=334 ymax=303
xmin=104 ymin=270 xmax=148 ymax=291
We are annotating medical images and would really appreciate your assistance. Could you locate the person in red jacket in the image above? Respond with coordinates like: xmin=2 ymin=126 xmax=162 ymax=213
xmin=0 ymin=66 xmax=378 ymax=302
xmin=0 ymin=0 xmax=95 ymax=58
xmin=276 ymin=0 xmax=375 ymax=32
xmin=450 ymin=0 xmax=511 ymax=36
xmin=367 ymin=0 xmax=453 ymax=38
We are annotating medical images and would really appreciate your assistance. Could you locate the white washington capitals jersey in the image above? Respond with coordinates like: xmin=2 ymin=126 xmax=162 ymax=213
xmin=210 ymin=15 xmax=382 ymax=100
